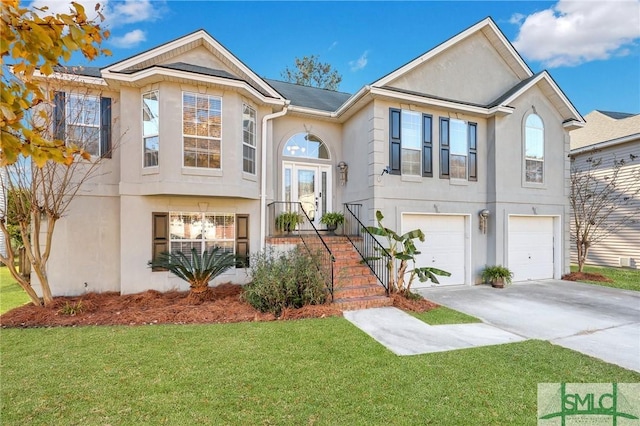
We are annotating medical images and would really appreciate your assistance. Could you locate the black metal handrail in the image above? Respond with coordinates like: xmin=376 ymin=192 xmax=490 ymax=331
xmin=267 ymin=201 xmax=335 ymax=300
xmin=343 ymin=203 xmax=390 ymax=294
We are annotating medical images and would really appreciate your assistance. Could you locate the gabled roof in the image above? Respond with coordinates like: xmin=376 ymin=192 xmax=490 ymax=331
xmin=101 ymin=29 xmax=283 ymax=100
xmin=265 ymin=79 xmax=352 ymax=112
xmin=597 ymin=110 xmax=637 ymax=120
xmin=490 ymin=71 xmax=584 ymax=129
xmin=372 ymin=17 xmax=533 ymax=88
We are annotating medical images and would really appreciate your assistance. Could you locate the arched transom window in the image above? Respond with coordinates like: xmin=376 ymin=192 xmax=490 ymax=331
xmin=283 ymin=133 xmax=330 ymax=159
xmin=524 ymin=114 xmax=544 ymax=184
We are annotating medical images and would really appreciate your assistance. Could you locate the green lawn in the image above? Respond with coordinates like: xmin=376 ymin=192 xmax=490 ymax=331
xmin=412 ymin=305 xmax=481 ymax=325
xmin=570 ymin=264 xmax=640 ymax=291
xmin=2 ymin=320 xmax=638 ymax=425
xmin=0 ymin=266 xmax=30 ymax=314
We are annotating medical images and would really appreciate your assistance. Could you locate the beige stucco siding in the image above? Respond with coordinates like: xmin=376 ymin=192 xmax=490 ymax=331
xmin=33 ymin=195 xmax=121 ymax=297
xmin=118 ymin=82 xmax=261 ymax=198
xmin=119 ymin=195 xmax=259 ymax=294
xmin=387 ymin=32 xmax=521 ymax=105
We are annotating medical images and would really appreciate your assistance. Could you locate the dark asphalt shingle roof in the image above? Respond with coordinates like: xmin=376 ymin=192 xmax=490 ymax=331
xmin=488 ymin=73 xmax=541 ymax=107
xmin=53 ymin=65 xmax=102 ymax=78
xmin=265 ymin=79 xmax=352 ymax=111
xmin=597 ymin=110 xmax=637 ymax=120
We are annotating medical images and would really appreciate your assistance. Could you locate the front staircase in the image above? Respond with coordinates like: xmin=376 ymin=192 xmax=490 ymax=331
xmin=321 ymin=236 xmax=392 ymax=311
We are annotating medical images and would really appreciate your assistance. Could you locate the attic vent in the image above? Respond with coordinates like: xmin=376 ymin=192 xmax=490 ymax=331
xmin=619 ymin=257 xmax=636 ymax=268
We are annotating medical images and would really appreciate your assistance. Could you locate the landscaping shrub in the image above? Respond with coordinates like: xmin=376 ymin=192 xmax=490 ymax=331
xmin=243 ymin=249 xmax=327 ymax=316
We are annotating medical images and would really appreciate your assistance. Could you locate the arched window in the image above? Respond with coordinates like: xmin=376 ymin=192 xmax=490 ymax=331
xmin=282 ymin=133 xmax=329 ymax=159
xmin=525 ymin=114 xmax=544 ymax=183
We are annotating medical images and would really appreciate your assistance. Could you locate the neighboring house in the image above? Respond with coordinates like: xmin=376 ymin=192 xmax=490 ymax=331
xmin=569 ymin=110 xmax=640 ymax=269
xmin=32 ymin=17 xmax=584 ymax=297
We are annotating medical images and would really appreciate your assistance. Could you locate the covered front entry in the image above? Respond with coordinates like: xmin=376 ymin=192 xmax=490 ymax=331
xmin=283 ymin=162 xmax=332 ymax=226
xmin=508 ymin=216 xmax=557 ymax=281
xmin=402 ymin=213 xmax=469 ymax=287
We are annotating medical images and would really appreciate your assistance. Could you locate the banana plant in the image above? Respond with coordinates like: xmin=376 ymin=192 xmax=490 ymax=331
xmin=366 ymin=210 xmax=450 ymax=294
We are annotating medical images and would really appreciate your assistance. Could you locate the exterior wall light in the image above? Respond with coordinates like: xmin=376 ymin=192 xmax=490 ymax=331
xmin=337 ymin=161 xmax=348 ymax=186
xmin=479 ymin=209 xmax=490 ymax=234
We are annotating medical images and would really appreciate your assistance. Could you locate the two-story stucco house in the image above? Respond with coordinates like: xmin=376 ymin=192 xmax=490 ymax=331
xmin=35 ymin=17 xmax=584 ymax=297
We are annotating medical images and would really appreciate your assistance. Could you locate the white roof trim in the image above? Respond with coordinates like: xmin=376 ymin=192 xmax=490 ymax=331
xmin=102 ymin=30 xmax=283 ymax=99
xmin=500 ymin=71 xmax=584 ymax=124
xmin=102 ymin=67 xmax=285 ymax=106
xmin=372 ymin=18 xmax=532 ymax=88
xmin=570 ymin=132 xmax=640 ymax=156
xmin=32 ymin=70 xmax=107 ymax=87
xmin=369 ymin=87 xmax=515 ymax=117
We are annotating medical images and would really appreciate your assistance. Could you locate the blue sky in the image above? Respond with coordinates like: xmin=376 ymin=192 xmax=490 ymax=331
xmin=34 ymin=1 xmax=640 ymax=116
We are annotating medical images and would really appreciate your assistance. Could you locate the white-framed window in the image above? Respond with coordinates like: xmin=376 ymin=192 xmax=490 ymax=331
xmin=169 ymin=212 xmax=235 ymax=258
xmin=242 ymin=104 xmax=256 ymax=174
xmin=143 ymin=91 xmax=159 ymax=167
xmin=389 ymin=109 xmax=433 ymax=177
xmin=66 ymin=93 xmax=101 ymax=156
xmin=449 ymin=119 xmax=468 ymax=180
xmin=283 ymin=133 xmax=330 ymax=159
xmin=439 ymin=117 xmax=477 ymax=181
xmin=525 ymin=114 xmax=544 ymax=183
xmin=400 ymin=110 xmax=421 ymax=176
xmin=182 ymin=92 xmax=222 ymax=169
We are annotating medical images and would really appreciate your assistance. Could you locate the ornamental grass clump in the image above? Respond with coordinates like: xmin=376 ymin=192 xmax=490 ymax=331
xmin=243 ymin=249 xmax=327 ymax=316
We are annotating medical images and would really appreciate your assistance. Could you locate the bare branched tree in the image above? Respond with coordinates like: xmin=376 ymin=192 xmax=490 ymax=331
xmin=569 ymin=150 xmax=640 ymax=272
xmin=0 ymin=76 xmax=117 ymax=307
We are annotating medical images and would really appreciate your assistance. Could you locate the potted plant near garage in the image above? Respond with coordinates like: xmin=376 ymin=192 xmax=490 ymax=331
xmin=275 ymin=211 xmax=302 ymax=235
xmin=481 ymin=265 xmax=514 ymax=288
xmin=320 ymin=211 xmax=344 ymax=234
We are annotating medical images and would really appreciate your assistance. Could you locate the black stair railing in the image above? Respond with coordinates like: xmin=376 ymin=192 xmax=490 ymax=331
xmin=267 ymin=201 xmax=335 ymax=300
xmin=343 ymin=203 xmax=390 ymax=294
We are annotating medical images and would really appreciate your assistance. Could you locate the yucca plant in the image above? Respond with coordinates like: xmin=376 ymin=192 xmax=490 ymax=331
xmin=148 ymin=247 xmax=238 ymax=295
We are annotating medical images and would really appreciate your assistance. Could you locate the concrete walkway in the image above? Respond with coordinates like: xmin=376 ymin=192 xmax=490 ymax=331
xmin=343 ymin=280 xmax=640 ymax=373
xmin=343 ymin=307 xmax=525 ymax=356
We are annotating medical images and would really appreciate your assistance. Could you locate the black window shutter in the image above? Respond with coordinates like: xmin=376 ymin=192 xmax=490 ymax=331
xmin=53 ymin=91 xmax=66 ymax=141
xmin=235 ymin=214 xmax=250 ymax=268
xmin=468 ymin=122 xmax=477 ymax=181
xmin=389 ymin=108 xmax=401 ymax=175
xmin=100 ymin=97 xmax=112 ymax=158
xmin=422 ymin=114 xmax=433 ymax=177
xmin=439 ymin=118 xmax=450 ymax=179
xmin=152 ymin=212 xmax=169 ymax=271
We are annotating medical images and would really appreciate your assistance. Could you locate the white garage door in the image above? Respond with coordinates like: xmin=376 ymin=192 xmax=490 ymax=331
xmin=402 ymin=214 xmax=466 ymax=287
xmin=508 ymin=216 xmax=554 ymax=281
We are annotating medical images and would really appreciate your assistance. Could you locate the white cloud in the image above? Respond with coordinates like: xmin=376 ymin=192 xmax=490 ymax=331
xmin=349 ymin=50 xmax=369 ymax=71
xmin=328 ymin=41 xmax=338 ymax=51
xmin=512 ymin=0 xmax=640 ymax=67
xmin=110 ymin=29 xmax=146 ymax=48
xmin=509 ymin=13 xmax=524 ymax=25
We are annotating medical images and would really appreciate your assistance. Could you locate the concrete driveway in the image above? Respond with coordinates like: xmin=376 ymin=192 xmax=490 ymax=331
xmin=418 ymin=280 xmax=640 ymax=372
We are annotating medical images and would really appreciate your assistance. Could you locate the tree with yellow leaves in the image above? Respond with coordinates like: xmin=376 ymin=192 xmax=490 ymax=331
xmin=0 ymin=0 xmax=111 ymax=166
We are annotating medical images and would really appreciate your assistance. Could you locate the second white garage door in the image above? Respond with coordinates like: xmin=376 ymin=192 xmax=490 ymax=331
xmin=402 ymin=214 xmax=467 ymax=287
xmin=508 ymin=216 xmax=555 ymax=281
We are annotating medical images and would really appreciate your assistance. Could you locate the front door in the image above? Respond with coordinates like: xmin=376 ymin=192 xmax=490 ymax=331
xmin=283 ymin=162 xmax=331 ymax=226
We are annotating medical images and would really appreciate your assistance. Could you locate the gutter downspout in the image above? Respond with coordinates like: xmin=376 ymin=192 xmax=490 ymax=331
xmin=260 ymin=102 xmax=289 ymax=249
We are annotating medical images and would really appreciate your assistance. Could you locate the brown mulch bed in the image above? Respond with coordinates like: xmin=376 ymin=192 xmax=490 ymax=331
xmin=562 ymin=272 xmax=613 ymax=283
xmin=391 ymin=293 xmax=439 ymax=312
xmin=0 ymin=284 xmax=437 ymax=328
